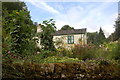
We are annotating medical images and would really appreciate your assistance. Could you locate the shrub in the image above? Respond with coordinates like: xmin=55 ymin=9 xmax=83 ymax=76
xmin=94 ymin=47 xmax=109 ymax=59
xmin=39 ymin=19 xmax=56 ymax=52
xmin=39 ymin=50 xmax=57 ymax=58
xmin=56 ymin=47 xmax=73 ymax=57
xmin=103 ymin=40 xmax=120 ymax=60
xmin=114 ymin=39 xmax=120 ymax=60
xmin=71 ymin=44 xmax=97 ymax=60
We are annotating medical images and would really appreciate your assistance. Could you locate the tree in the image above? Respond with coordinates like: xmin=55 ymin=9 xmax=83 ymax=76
xmin=87 ymin=28 xmax=106 ymax=46
xmin=87 ymin=32 xmax=99 ymax=45
xmin=2 ymin=2 xmax=27 ymax=14
xmin=114 ymin=17 xmax=120 ymax=41
xmin=107 ymin=33 xmax=115 ymax=42
xmin=2 ymin=1 xmax=28 ymax=43
xmin=98 ymin=27 xmax=106 ymax=44
xmin=2 ymin=2 xmax=37 ymax=56
xmin=60 ymin=25 xmax=74 ymax=30
xmin=9 ymin=10 xmax=36 ymax=55
xmin=39 ymin=19 xmax=56 ymax=51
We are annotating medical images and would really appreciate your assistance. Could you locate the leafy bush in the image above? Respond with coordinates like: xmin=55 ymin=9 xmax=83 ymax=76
xmin=56 ymin=47 xmax=73 ymax=57
xmin=39 ymin=19 xmax=56 ymax=51
xmin=3 ymin=53 xmax=81 ymax=64
xmin=103 ymin=40 xmax=120 ymax=60
xmin=94 ymin=47 xmax=109 ymax=59
xmin=71 ymin=44 xmax=97 ymax=60
xmin=39 ymin=50 xmax=57 ymax=58
xmin=2 ymin=9 xmax=37 ymax=57
xmin=114 ymin=39 xmax=120 ymax=60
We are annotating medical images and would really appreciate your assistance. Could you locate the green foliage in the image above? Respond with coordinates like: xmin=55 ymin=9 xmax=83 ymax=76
xmin=87 ymin=32 xmax=98 ymax=45
xmin=2 ymin=2 xmax=27 ymax=14
xmin=9 ymin=10 xmax=36 ymax=55
xmin=2 ymin=2 xmax=120 ymax=79
xmin=60 ymin=25 xmax=74 ymax=30
xmin=108 ymin=17 xmax=120 ymax=41
xmin=99 ymin=60 xmax=110 ymax=65
xmin=98 ymin=27 xmax=106 ymax=44
xmin=2 ymin=2 xmax=28 ymax=40
xmin=39 ymin=19 xmax=56 ymax=51
xmin=71 ymin=44 xmax=96 ymax=60
xmin=4 ymin=54 xmax=81 ymax=64
xmin=2 ymin=2 xmax=37 ymax=57
xmin=86 ymin=59 xmax=110 ymax=65
xmin=103 ymin=41 xmax=119 ymax=60
xmin=55 ymin=47 xmax=72 ymax=57
xmin=69 ymin=42 xmax=120 ymax=61
xmin=113 ymin=39 xmax=120 ymax=60
xmin=114 ymin=17 xmax=120 ymax=41
xmin=0 ymin=37 xmax=1 ymax=58
xmin=87 ymin=28 xmax=106 ymax=45
xmin=43 ymin=56 xmax=81 ymax=63
xmin=107 ymin=33 xmax=115 ymax=42
xmin=39 ymin=50 xmax=56 ymax=58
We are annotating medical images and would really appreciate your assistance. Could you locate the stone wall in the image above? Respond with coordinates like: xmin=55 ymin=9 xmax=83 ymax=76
xmin=2 ymin=62 xmax=120 ymax=79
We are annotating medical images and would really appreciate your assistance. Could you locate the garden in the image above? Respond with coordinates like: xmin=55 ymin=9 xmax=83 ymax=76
xmin=2 ymin=1 xmax=120 ymax=79
xmin=2 ymin=41 xmax=120 ymax=79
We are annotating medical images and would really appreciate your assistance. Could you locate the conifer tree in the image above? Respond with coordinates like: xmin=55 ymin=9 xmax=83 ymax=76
xmin=114 ymin=17 xmax=120 ymax=41
xmin=98 ymin=27 xmax=106 ymax=44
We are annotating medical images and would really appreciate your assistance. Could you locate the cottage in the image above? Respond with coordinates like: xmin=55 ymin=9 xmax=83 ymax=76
xmin=53 ymin=28 xmax=87 ymax=48
xmin=36 ymin=24 xmax=87 ymax=48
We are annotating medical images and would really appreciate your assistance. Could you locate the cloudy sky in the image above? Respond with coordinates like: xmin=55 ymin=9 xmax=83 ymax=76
xmin=25 ymin=1 xmax=118 ymax=37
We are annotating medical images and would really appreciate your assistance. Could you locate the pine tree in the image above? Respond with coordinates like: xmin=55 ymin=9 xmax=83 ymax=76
xmin=87 ymin=32 xmax=98 ymax=45
xmin=98 ymin=27 xmax=106 ymax=44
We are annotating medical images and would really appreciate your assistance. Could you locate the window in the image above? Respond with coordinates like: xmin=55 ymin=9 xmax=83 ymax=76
xmin=67 ymin=35 xmax=74 ymax=44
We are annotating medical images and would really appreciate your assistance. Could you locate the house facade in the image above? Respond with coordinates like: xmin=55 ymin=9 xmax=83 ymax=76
xmin=36 ymin=25 xmax=87 ymax=48
xmin=53 ymin=28 xmax=87 ymax=48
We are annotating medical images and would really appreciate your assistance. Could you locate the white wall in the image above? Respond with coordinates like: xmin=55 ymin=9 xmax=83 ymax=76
xmin=36 ymin=33 xmax=87 ymax=49
xmin=53 ymin=34 xmax=87 ymax=44
xmin=53 ymin=33 xmax=87 ymax=48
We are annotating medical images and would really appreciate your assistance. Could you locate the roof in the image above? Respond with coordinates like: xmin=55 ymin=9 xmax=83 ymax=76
xmin=53 ymin=28 xmax=87 ymax=36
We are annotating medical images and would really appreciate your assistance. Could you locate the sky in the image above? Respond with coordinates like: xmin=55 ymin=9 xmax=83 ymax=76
xmin=25 ymin=1 xmax=118 ymax=38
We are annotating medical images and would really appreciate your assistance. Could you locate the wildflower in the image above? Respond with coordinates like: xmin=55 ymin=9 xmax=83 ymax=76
xmin=14 ymin=56 xmax=17 ymax=59
xmin=8 ymin=51 xmax=11 ymax=54
xmin=10 ymin=54 xmax=13 ymax=56
xmin=16 ymin=12 xmax=19 ymax=15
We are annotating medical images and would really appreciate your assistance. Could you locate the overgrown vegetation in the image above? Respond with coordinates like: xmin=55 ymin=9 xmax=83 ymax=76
xmin=2 ymin=1 xmax=120 ymax=79
xmin=38 ymin=19 xmax=56 ymax=52
xmin=87 ymin=27 xmax=106 ymax=46
xmin=2 ymin=2 xmax=37 ymax=57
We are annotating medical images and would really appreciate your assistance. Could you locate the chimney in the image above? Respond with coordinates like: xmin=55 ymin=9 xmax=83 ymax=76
xmin=37 ymin=24 xmax=42 ymax=33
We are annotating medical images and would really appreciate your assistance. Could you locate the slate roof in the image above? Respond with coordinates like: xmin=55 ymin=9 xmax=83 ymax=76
xmin=53 ymin=28 xmax=87 ymax=36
